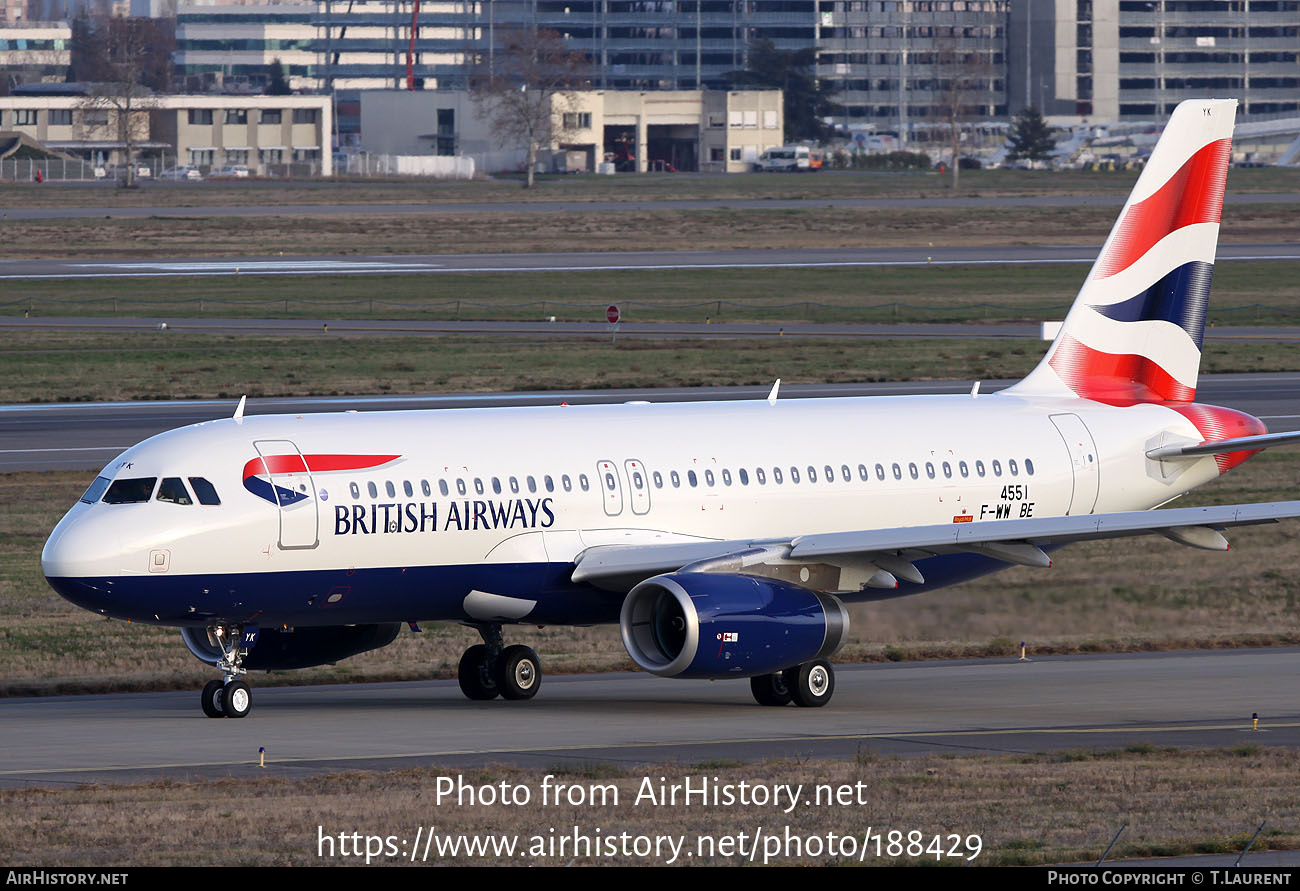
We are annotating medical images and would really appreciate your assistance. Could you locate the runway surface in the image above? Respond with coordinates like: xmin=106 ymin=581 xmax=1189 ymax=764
xmin=4 ymin=190 xmax=1297 ymax=221
xmin=5 ymin=374 xmax=1300 ymax=473
xmin=2 ymin=648 xmax=1295 ymax=787
xmin=2 ymin=242 xmax=1298 ymax=279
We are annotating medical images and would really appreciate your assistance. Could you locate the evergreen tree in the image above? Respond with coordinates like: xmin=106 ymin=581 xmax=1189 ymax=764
xmin=1008 ymin=107 xmax=1055 ymax=162
xmin=725 ymin=40 xmax=834 ymax=143
xmin=267 ymin=59 xmax=292 ymax=95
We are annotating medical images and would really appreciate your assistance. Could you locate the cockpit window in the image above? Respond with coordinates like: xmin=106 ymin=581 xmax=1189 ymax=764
xmin=80 ymin=476 xmax=112 ymax=504
xmin=156 ymin=477 xmax=193 ymax=505
xmin=102 ymin=477 xmax=157 ymax=504
xmin=187 ymin=476 xmax=219 ymax=504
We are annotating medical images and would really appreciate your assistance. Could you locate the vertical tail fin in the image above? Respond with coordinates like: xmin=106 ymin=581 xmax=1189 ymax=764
xmin=1008 ymin=99 xmax=1236 ymax=406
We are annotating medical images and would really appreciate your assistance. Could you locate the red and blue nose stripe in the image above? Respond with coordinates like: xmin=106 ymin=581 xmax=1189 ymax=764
xmin=242 ymin=454 xmax=401 ymax=505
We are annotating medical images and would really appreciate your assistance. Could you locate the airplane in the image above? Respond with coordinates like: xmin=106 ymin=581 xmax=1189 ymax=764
xmin=41 ymin=98 xmax=1300 ymax=718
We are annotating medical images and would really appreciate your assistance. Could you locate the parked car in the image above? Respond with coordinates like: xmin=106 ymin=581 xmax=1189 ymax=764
xmin=209 ymin=165 xmax=250 ymax=179
xmin=159 ymin=165 xmax=203 ymax=181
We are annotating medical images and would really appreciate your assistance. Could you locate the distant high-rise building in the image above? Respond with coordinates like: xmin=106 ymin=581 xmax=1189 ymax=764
xmin=1008 ymin=0 xmax=1300 ymax=122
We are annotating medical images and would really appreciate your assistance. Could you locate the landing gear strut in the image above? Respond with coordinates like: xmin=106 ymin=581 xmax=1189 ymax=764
xmin=199 ymin=624 xmax=253 ymax=718
xmin=457 ymin=624 xmax=542 ymax=702
xmin=750 ymin=659 xmax=835 ymax=708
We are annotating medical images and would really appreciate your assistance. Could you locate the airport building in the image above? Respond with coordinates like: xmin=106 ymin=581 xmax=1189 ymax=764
xmin=0 ymin=90 xmax=332 ymax=173
xmin=359 ymin=88 xmax=782 ymax=172
xmin=1009 ymin=0 xmax=1300 ymax=122
xmin=0 ymin=20 xmax=70 ymax=91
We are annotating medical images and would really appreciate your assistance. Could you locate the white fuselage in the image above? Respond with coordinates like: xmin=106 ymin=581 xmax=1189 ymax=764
xmin=42 ymin=389 xmax=1230 ymax=630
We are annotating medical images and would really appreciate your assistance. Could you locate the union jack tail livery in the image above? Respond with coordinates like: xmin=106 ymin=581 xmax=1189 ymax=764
xmin=1010 ymin=99 xmax=1236 ymax=407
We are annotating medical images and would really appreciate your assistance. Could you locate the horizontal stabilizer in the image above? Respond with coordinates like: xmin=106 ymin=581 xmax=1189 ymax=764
xmin=1146 ymin=429 xmax=1300 ymax=460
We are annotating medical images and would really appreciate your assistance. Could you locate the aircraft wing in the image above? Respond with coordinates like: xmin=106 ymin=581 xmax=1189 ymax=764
xmin=571 ymin=500 xmax=1300 ymax=594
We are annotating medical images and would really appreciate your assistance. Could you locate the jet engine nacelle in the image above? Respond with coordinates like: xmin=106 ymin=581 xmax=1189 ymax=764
xmin=619 ymin=572 xmax=849 ymax=679
xmin=181 ymin=623 xmax=401 ymax=671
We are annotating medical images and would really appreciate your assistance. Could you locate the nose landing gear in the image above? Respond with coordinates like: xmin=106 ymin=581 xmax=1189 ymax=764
xmin=199 ymin=624 xmax=253 ymax=718
xmin=457 ymin=623 xmax=542 ymax=702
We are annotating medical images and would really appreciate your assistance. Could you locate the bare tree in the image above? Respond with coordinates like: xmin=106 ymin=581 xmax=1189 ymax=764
xmin=73 ymin=16 xmax=165 ymax=188
xmin=935 ymin=38 xmax=996 ymax=190
xmin=469 ymin=27 xmax=591 ymax=188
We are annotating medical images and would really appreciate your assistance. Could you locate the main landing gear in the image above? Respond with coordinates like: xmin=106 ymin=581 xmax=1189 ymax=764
xmin=749 ymin=659 xmax=835 ymax=708
xmin=457 ymin=623 xmax=542 ymax=702
xmin=199 ymin=624 xmax=253 ymax=719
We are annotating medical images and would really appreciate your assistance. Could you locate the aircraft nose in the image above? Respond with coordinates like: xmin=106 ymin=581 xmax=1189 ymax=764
xmin=42 ymin=504 xmax=124 ymax=587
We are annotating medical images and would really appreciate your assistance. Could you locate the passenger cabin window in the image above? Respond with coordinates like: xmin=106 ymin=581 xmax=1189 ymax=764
xmin=942 ymin=462 xmax=952 ymax=479
xmin=385 ymin=481 xmax=396 ymax=497
xmin=705 ymin=469 xmax=715 ymax=486
xmin=545 ymin=475 xmax=555 ymax=492
xmin=562 ymin=475 xmax=572 ymax=491
xmin=858 ymin=464 xmax=868 ymax=481
xmin=1025 ymin=459 xmax=1035 ymax=476
xmin=976 ymin=461 xmax=986 ymax=477
xmin=992 ymin=460 xmax=1003 ymax=477
xmin=474 ymin=478 xmax=484 ymax=495
xmin=739 ymin=469 xmax=748 ymax=485
xmin=457 ymin=479 xmax=467 ymax=496
xmin=908 ymin=463 xmax=919 ymax=480
xmin=653 ymin=471 xmax=663 ymax=488
xmin=403 ymin=481 xmax=413 ymax=497
xmin=790 ymin=467 xmax=800 ymax=483
xmin=773 ymin=467 xmax=783 ymax=484
xmin=1009 ymin=459 xmax=1019 ymax=476
xmin=579 ymin=475 xmax=590 ymax=491
xmin=439 ymin=479 xmax=449 ymax=496
xmin=368 ymin=482 xmax=378 ymax=498
xmin=80 ymin=476 xmax=112 ymax=504
xmin=722 ymin=469 xmax=732 ymax=486
xmin=959 ymin=461 xmax=969 ymax=478
xmin=891 ymin=463 xmax=902 ymax=480
xmin=756 ymin=468 xmax=766 ymax=484
xmin=925 ymin=462 xmax=935 ymax=479
xmin=421 ymin=480 xmax=431 ymax=497
xmin=156 ymin=477 xmax=193 ymax=505
xmin=103 ymin=477 xmax=156 ymax=504
xmin=671 ymin=471 xmax=680 ymax=487
xmin=876 ymin=464 xmax=885 ymax=480
xmin=688 ymin=470 xmax=698 ymax=487
xmin=189 ymin=477 xmax=220 ymax=505
xmin=492 ymin=477 xmax=502 ymax=495
xmin=527 ymin=476 xmax=537 ymax=493
xmin=807 ymin=466 xmax=817 ymax=483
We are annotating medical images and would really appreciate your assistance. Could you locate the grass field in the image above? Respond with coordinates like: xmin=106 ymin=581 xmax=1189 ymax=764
xmin=1 ymin=746 xmax=1295 ymax=865
xmin=4 ymin=166 xmax=1300 ymax=209
xmin=6 ymin=331 xmax=1300 ymax=404
xmin=7 ymin=259 xmax=1300 ymax=327
xmin=2 ymin=201 xmax=1297 ymax=262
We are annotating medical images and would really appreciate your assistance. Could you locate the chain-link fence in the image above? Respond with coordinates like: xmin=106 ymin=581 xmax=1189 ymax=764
xmin=1 ymin=154 xmax=325 ymax=182
xmin=4 ymin=294 xmax=1299 ymax=326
